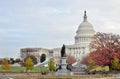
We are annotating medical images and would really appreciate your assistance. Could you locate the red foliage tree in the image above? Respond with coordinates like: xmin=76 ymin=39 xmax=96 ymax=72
xmin=85 ymin=32 xmax=120 ymax=69
xmin=67 ymin=55 xmax=76 ymax=65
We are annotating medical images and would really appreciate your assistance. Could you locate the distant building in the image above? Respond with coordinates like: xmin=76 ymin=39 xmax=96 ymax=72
xmin=20 ymin=11 xmax=95 ymax=63
xmin=20 ymin=48 xmax=49 ymax=62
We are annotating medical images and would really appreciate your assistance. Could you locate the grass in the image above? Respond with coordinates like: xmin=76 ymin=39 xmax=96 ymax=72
xmin=0 ymin=66 xmax=50 ymax=73
xmin=0 ymin=66 xmax=115 ymax=79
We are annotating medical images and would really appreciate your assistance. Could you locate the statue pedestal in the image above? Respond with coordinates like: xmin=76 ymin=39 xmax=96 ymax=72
xmin=55 ymin=69 xmax=72 ymax=76
xmin=55 ymin=57 xmax=73 ymax=76
xmin=61 ymin=57 xmax=67 ymax=69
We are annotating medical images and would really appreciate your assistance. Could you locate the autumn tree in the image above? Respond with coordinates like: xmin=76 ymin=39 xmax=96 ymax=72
xmin=24 ymin=55 xmax=37 ymax=65
xmin=87 ymin=58 xmax=95 ymax=70
xmin=67 ymin=55 xmax=76 ymax=65
xmin=1 ymin=58 xmax=10 ymax=72
xmin=88 ymin=32 xmax=120 ymax=69
xmin=111 ymin=56 xmax=120 ymax=70
xmin=25 ymin=57 xmax=34 ymax=72
xmin=48 ymin=58 xmax=56 ymax=72
xmin=40 ymin=54 xmax=46 ymax=63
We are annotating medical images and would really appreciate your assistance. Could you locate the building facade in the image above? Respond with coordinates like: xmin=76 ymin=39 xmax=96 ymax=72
xmin=20 ymin=11 xmax=95 ymax=63
xmin=20 ymin=48 xmax=50 ymax=62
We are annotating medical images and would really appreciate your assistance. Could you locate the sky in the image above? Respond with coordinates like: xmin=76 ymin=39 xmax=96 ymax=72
xmin=0 ymin=0 xmax=120 ymax=58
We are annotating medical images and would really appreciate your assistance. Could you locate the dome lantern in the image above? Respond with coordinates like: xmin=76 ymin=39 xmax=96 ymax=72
xmin=83 ymin=11 xmax=87 ymax=22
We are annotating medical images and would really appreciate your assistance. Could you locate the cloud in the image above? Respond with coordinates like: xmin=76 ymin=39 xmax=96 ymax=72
xmin=0 ymin=0 xmax=120 ymax=57
xmin=0 ymin=18 xmax=9 ymax=23
xmin=99 ymin=22 xmax=120 ymax=34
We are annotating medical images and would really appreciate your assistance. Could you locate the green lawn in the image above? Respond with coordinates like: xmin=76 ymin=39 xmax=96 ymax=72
xmin=0 ymin=66 xmax=50 ymax=73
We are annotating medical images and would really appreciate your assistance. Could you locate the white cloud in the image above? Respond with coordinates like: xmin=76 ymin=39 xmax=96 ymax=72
xmin=0 ymin=18 xmax=9 ymax=23
xmin=0 ymin=0 xmax=120 ymax=57
xmin=99 ymin=22 xmax=120 ymax=34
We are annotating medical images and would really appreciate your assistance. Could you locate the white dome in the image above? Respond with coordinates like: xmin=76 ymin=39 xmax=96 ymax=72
xmin=76 ymin=21 xmax=95 ymax=37
xmin=75 ymin=11 xmax=95 ymax=44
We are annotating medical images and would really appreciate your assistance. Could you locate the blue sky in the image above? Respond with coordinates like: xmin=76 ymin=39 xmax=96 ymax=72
xmin=0 ymin=0 xmax=120 ymax=58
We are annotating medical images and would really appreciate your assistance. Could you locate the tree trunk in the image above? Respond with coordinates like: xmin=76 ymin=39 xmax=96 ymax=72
xmin=109 ymin=64 xmax=112 ymax=71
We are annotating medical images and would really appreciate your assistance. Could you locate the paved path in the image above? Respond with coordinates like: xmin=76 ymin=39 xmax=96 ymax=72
xmin=113 ymin=74 xmax=120 ymax=79
xmin=0 ymin=73 xmax=119 ymax=79
xmin=0 ymin=75 xmax=14 ymax=79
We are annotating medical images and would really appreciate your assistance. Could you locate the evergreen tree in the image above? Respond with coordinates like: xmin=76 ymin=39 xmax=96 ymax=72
xmin=40 ymin=54 xmax=46 ymax=63
xmin=25 ymin=57 xmax=34 ymax=72
xmin=48 ymin=58 xmax=56 ymax=71
xmin=1 ymin=58 xmax=10 ymax=71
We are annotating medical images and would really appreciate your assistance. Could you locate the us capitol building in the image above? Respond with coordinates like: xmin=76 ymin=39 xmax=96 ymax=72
xmin=20 ymin=11 xmax=96 ymax=63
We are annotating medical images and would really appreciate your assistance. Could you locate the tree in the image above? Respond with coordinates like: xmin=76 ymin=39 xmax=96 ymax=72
xmin=10 ymin=58 xmax=15 ymax=64
xmin=15 ymin=58 xmax=21 ymax=63
xmin=24 ymin=55 xmax=37 ymax=65
xmin=48 ymin=58 xmax=56 ymax=72
xmin=25 ymin=57 xmax=34 ymax=72
xmin=67 ymin=55 xmax=76 ymax=65
xmin=1 ymin=58 xmax=10 ymax=72
xmin=88 ymin=32 xmax=120 ymax=69
xmin=87 ymin=58 xmax=95 ymax=70
xmin=40 ymin=54 xmax=46 ymax=63
xmin=111 ymin=56 xmax=120 ymax=70
xmin=90 ymin=32 xmax=120 ymax=52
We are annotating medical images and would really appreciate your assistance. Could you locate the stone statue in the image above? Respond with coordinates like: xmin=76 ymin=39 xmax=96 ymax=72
xmin=61 ymin=44 xmax=66 ymax=57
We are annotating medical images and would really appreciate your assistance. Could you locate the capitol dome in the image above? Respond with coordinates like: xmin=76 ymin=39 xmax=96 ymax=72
xmin=75 ymin=11 xmax=95 ymax=44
